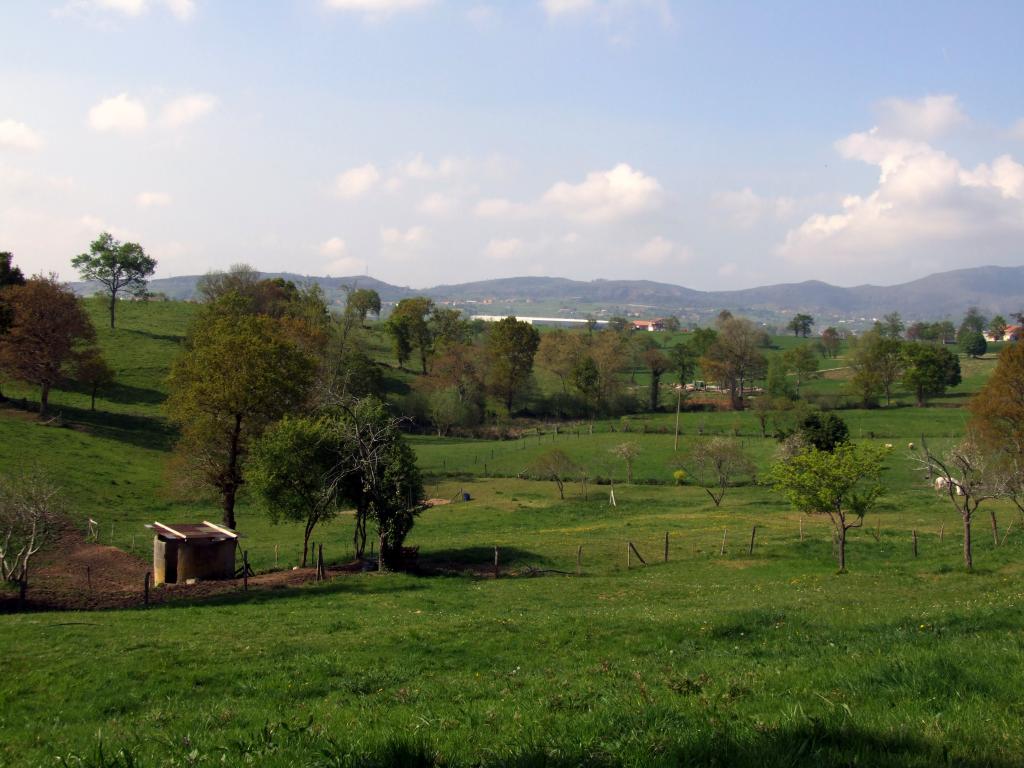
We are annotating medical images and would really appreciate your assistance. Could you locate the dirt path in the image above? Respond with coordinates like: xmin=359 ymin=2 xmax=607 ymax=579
xmin=1 ymin=519 xmax=362 ymax=613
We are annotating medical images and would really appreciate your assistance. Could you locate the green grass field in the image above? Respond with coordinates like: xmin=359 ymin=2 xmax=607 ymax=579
xmin=1 ymin=301 xmax=1022 ymax=767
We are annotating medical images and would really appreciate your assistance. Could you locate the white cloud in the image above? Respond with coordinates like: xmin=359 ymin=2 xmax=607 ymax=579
xmin=88 ymin=94 xmax=147 ymax=134
xmin=474 ymin=197 xmax=532 ymax=219
xmin=541 ymin=0 xmax=594 ymax=16
xmin=401 ymin=153 xmax=463 ymax=180
xmin=875 ymin=94 xmax=967 ymax=140
xmin=335 ymin=164 xmax=380 ymax=199
xmin=0 ymin=120 xmax=44 ymax=151
xmin=779 ymin=108 xmax=1024 ymax=272
xmin=467 ymin=4 xmax=499 ymax=28
xmin=319 ymin=236 xmax=347 ymax=256
xmin=137 ymin=191 xmax=171 ymax=208
xmin=160 ymin=93 xmax=216 ymax=128
xmin=380 ymin=225 xmax=427 ymax=246
xmin=541 ymin=163 xmax=661 ymax=222
xmin=164 ymin=0 xmax=195 ymax=20
xmin=631 ymin=236 xmax=688 ymax=265
xmin=56 ymin=0 xmax=196 ymax=21
xmin=417 ymin=193 xmax=458 ymax=216
xmin=1012 ymin=118 xmax=1024 ymax=141
xmin=323 ymin=0 xmax=433 ymax=19
xmin=484 ymin=237 xmax=524 ymax=260
xmin=713 ymin=187 xmax=797 ymax=228
xmin=540 ymin=0 xmax=674 ymax=29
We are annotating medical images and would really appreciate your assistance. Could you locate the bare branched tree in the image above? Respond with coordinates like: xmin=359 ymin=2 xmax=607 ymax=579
xmin=682 ymin=437 xmax=755 ymax=508
xmin=0 ymin=472 xmax=63 ymax=584
xmin=912 ymin=436 xmax=998 ymax=570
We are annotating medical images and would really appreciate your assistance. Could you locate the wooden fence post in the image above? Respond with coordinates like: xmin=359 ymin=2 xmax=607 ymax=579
xmin=493 ymin=546 xmax=499 ymax=579
xmin=243 ymin=551 xmax=249 ymax=590
xmin=664 ymin=531 xmax=669 ymax=563
xmin=86 ymin=566 xmax=92 ymax=592
xmin=939 ymin=523 xmax=944 ymax=542
xmin=628 ymin=541 xmax=647 ymax=565
xmin=912 ymin=530 xmax=918 ymax=558
xmin=576 ymin=545 xmax=582 ymax=576
xmin=799 ymin=517 xmax=804 ymax=542
xmin=720 ymin=528 xmax=727 ymax=556
xmin=748 ymin=526 xmax=757 ymax=556
xmin=144 ymin=571 xmax=150 ymax=606
xmin=626 ymin=542 xmax=631 ymax=569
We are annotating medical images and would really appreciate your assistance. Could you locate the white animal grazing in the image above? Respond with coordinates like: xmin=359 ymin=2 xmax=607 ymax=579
xmin=935 ymin=476 xmax=965 ymax=495
xmin=907 ymin=442 xmax=915 ymax=450
xmin=884 ymin=443 xmax=893 ymax=449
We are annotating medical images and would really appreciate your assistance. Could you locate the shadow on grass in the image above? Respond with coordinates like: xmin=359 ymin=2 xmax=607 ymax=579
xmin=63 ymin=379 xmax=166 ymax=408
xmin=122 ymin=328 xmax=186 ymax=345
xmin=158 ymin=575 xmax=428 ymax=612
xmin=67 ymin=406 xmax=176 ymax=451
xmin=58 ymin=716 xmax=1019 ymax=767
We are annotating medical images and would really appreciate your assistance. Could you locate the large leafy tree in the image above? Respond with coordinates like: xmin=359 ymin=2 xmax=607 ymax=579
xmin=387 ymin=297 xmax=434 ymax=373
xmin=0 ymin=276 xmax=96 ymax=418
xmin=783 ymin=345 xmax=819 ymax=397
xmin=485 ymin=316 xmax=540 ymax=414
xmin=0 ymin=253 xmax=27 ymax=400
xmin=249 ymin=415 xmax=341 ymax=567
xmin=988 ymin=315 xmax=1008 ymax=342
xmin=345 ymin=288 xmax=382 ymax=325
xmin=668 ymin=341 xmax=696 ymax=385
xmin=700 ymin=315 xmax=766 ymax=410
xmin=643 ymin=348 xmax=670 ymax=411
xmin=770 ymin=443 xmax=886 ymax=571
xmin=72 ymin=232 xmax=156 ymax=329
xmin=902 ymin=342 xmax=962 ymax=406
xmin=166 ymin=303 xmax=315 ymax=529
xmin=848 ymin=330 xmax=903 ymax=407
xmin=324 ymin=399 xmax=425 ymax=565
xmin=787 ymin=313 xmax=814 ymax=337
xmin=820 ymin=327 xmax=841 ymax=358
xmin=970 ymin=341 xmax=1024 ymax=522
xmin=874 ymin=312 xmax=905 ymax=339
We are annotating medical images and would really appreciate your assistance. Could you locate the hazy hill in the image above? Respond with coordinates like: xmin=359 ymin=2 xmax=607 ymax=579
xmin=72 ymin=264 xmax=1024 ymax=321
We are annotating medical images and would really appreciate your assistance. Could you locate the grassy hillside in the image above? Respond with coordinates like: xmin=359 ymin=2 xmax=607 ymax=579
xmin=2 ymin=300 xmax=1022 ymax=766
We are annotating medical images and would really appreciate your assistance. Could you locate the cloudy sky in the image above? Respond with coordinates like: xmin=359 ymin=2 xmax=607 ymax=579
xmin=2 ymin=1 xmax=1024 ymax=290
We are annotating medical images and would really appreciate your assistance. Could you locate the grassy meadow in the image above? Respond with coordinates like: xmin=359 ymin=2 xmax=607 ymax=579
xmin=1 ymin=300 xmax=1022 ymax=766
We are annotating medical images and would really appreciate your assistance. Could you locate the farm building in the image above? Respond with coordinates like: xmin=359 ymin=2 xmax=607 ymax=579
xmin=984 ymin=325 xmax=1022 ymax=342
xmin=632 ymin=319 xmax=665 ymax=332
xmin=150 ymin=521 xmax=238 ymax=585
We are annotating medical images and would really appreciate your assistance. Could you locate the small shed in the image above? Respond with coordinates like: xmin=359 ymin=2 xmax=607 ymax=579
xmin=151 ymin=521 xmax=238 ymax=585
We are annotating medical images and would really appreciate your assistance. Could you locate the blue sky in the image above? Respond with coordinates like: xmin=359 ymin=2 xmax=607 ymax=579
xmin=2 ymin=1 xmax=1023 ymax=289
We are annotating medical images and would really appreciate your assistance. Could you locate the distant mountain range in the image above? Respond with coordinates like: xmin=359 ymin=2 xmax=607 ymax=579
xmin=73 ymin=265 xmax=1024 ymax=323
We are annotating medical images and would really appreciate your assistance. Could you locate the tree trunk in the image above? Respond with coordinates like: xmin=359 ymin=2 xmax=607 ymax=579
xmin=90 ymin=384 xmax=97 ymax=411
xmin=302 ymin=518 xmax=316 ymax=568
xmin=649 ymin=373 xmax=660 ymax=411
xmin=837 ymin=525 xmax=847 ymax=571
xmin=963 ymin=516 xmax=973 ymax=571
xmin=990 ymin=510 xmax=999 ymax=547
xmin=109 ymin=291 xmax=116 ymax=329
xmin=556 ymin=479 xmax=564 ymax=500
xmin=222 ymin=414 xmax=243 ymax=530
xmin=39 ymin=381 xmax=51 ymax=419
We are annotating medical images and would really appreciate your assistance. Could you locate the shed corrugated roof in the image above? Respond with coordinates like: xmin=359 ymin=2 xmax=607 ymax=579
xmin=152 ymin=521 xmax=239 ymax=541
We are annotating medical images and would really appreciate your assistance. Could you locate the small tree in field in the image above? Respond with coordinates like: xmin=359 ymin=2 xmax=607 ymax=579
xmin=685 ymin=437 xmax=754 ymax=507
xmin=530 ymin=449 xmax=581 ymax=500
xmin=72 ymin=232 xmax=156 ymax=329
xmin=770 ymin=443 xmax=886 ymax=572
xmin=248 ymin=416 xmax=341 ymax=567
xmin=0 ymin=472 xmax=63 ymax=585
xmin=912 ymin=436 xmax=998 ymax=571
xmin=611 ymin=441 xmax=641 ymax=484
xmin=74 ymin=347 xmax=115 ymax=411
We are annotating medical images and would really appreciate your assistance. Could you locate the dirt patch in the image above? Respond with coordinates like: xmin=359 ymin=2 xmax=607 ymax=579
xmin=0 ymin=519 xmax=364 ymax=613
